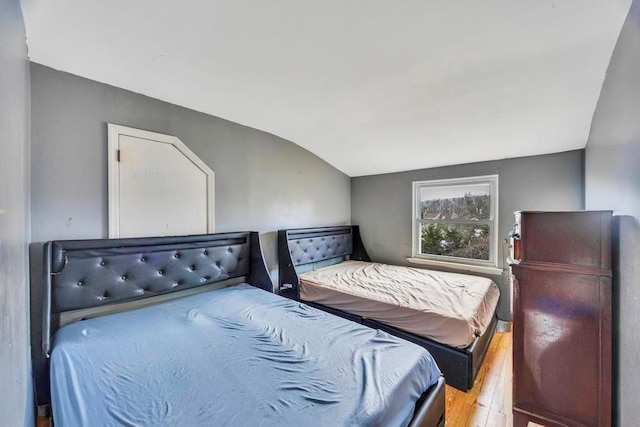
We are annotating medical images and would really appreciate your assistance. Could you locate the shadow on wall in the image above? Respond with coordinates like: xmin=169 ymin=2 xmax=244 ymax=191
xmin=259 ymin=230 xmax=279 ymax=286
xmin=611 ymin=215 xmax=640 ymax=427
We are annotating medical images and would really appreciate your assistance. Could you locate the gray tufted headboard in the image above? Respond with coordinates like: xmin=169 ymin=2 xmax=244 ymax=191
xmin=277 ymin=226 xmax=370 ymax=300
xmin=36 ymin=231 xmax=271 ymax=408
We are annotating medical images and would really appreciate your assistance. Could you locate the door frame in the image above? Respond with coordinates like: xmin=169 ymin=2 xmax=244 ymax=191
xmin=107 ymin=123 xmax=215 ymax=238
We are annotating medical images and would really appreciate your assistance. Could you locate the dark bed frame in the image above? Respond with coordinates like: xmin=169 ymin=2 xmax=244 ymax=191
xmin=33 ymin=231 xmax=445 ymax=427
xmin=278 ymin=225 xmax=498 ymax=392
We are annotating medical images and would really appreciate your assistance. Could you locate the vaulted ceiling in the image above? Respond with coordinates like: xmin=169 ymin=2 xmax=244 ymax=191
xmin=21 ymin=0 xmax=632 ymax=176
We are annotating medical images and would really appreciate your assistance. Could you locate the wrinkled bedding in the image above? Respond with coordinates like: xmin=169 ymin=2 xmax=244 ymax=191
xmin=50 ymin=284 xmax=441 ymax=426
xmin=300 ymin=261 xmax=500 ymax=348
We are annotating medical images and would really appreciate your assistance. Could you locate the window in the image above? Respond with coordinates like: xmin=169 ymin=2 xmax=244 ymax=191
xmin=412 ymin=175 xmax=498 ymax=266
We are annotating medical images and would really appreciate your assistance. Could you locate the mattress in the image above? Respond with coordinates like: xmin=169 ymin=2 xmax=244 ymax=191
xmin=299 ymin=260 xmax=500 ymax=348
xmin=50 ymin=283 xmax=441 ymax=427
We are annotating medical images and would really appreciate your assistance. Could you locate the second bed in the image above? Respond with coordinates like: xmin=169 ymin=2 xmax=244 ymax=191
xmin=278 ymin=226 xmax=500 ymax=391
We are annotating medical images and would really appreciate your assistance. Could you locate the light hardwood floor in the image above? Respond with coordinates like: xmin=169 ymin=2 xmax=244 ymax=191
xmin=444 ymin=331 xmax=513 ymax=426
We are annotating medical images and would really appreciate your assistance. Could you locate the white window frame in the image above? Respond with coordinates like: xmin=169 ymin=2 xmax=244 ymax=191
xmin=411 ymin=174 xmax=499 ymax=268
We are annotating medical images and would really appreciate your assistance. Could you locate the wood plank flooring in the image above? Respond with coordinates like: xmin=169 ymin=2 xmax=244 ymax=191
xmin=444 ymin=330 xmax=513 ymax=427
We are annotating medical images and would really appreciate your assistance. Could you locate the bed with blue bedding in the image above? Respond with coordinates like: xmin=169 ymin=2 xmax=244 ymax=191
xmin=35 ymin=232 xmax=445 ymax=426
xmin=51 ymin=284 xmax=441 ymax=426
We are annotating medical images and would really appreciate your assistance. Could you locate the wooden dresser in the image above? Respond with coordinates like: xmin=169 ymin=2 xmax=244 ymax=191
xmin=510 ymin=211 xmax=612 ymax=427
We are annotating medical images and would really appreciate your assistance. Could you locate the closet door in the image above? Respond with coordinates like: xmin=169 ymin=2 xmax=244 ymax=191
xmin=108 ymin=124 xmax=214 ymax=238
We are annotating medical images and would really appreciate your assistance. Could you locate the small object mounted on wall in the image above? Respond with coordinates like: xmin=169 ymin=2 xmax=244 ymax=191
xmin=507 ymin=219 xmax=521 ymax=263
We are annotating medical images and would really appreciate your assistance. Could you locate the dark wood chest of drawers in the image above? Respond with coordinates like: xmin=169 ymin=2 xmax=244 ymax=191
xmin=511 ymin=211 xmax=612 ymax=427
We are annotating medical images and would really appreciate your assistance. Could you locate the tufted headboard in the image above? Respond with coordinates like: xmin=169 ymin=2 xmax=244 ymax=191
xmin=36 ymin=231 xmax=271 ymax=408
xmin=277 ymin=226 xmax=370 ymax=300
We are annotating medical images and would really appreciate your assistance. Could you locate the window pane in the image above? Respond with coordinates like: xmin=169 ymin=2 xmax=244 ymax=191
xmin=420 ymin=183 xmax=491 ymax=220
xmin=420 ymin=223 xmax=490 ymax=261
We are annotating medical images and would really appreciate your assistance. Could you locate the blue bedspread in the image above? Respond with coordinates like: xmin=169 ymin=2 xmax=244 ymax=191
xmin=51 ymin=284 xmax=441 ymax=426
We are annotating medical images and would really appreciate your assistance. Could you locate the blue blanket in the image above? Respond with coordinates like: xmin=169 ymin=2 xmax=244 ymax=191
xmin=51 ymin=284 xmax=441 ymax=426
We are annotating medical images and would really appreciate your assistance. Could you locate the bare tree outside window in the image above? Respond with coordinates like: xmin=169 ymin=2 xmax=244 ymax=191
xmin=413 ymin=176 xmax=498 ymax=266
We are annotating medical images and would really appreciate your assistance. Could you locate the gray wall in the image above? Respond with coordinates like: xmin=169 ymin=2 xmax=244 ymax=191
xmin=0 ymin=0 xmax=33 ymax=425
xmin=352 ymin=150 xmax=585 ymax=320
xmin=30 ymin=63 xmax=351 ymax=278
xmin=585 ymin=1 xmax=640 ymax=424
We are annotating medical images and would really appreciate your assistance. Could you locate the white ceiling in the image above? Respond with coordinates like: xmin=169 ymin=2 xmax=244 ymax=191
xmin=21 ymin=0 xmax=631 ymax=176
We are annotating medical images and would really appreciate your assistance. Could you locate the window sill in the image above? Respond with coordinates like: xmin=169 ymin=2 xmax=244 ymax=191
xmin=406 ymin=257 xmax=503 ymax=276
